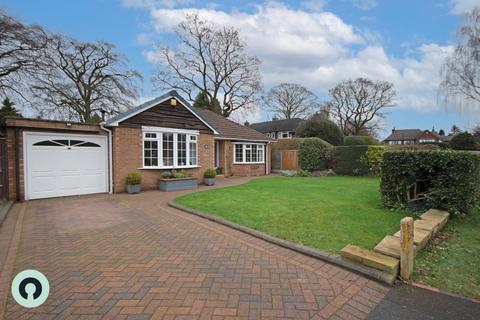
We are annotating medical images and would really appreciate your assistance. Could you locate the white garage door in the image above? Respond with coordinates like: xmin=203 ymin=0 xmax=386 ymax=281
xmin=24 ymin=132 xmax=108 ymax=200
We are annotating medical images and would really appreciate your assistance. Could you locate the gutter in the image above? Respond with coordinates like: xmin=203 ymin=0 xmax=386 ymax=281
xmin=213 ymin=136 xmax=274 ymax=143
xmin=100 ymin=123 xmax=113 ymax=194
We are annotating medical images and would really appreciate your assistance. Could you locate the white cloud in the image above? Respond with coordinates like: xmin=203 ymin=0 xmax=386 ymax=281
xmin=352 ymin=0 xmax=377 ymax=11
xmin=450 ymin=0 xmax=479 ymax=14
xmin=149 ymin=3 xmax=363 ymax=70
xmin=394 ymin=44 xmax=454 ymax=111
xmin=135 ymin=33 xmax=153 ymax=45
xmin=139 ymin=2 xmax=453 ymax=113
xmin=301 ymin=0 xmax=327 ymax=12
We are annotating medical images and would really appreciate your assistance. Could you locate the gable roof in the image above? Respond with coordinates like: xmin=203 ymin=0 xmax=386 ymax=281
xmin=384 ymin=129 xmax=423 ymax=141
xmin=104 ymin=90 xmax=218 ymax=134
xmin=384 ymin=129 xmax=443 ymax=141
xmin=249 ymin=118 xmax=305 ymax=133
xmin=193 ymin=108 xmax=273 ymax=142
xmin=105 ymin=90 xmax=272 ymax=142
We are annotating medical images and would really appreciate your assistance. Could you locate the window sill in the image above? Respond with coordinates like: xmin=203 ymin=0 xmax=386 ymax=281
xmin=139 ymin=165 xmax=201 ymax=170
xmin=233 ymin=162 xmax=265 ymax=165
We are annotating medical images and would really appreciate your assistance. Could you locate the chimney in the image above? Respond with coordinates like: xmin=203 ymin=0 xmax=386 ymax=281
xmin=392 ymin=127 xmax=395 ymax=133
xmin=272 ymin=117 xmax=278 ymax=121
xmin=244 ymin=121 xmax=250 ymax=127
xmin=100 ymin=109 xmax=106 ymax=122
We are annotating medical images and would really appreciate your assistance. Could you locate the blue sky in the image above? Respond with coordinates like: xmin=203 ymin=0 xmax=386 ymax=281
xmin=1 ymin=0 xmax=479 ymax=138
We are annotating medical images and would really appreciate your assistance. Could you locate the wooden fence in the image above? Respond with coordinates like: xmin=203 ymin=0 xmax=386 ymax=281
xmin=0 ymin=137 xmax=7 ymax=199
xmin=271 ymin=150 xmax=299 ymax=171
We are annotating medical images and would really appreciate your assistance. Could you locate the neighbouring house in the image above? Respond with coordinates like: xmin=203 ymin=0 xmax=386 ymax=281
xmin=383 ymin=128 xmax=450 ymax=145
xmin=4 ymin=90 xmax=273 ymax=201
xmin=249 ymin=117 xmax=304 ymax=139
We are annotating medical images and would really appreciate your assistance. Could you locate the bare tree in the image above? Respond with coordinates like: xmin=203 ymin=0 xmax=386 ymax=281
xmin=327 ymin=78 xmax=395 ymax=135
xmin=0 ymin=11 xmax=47 ymax=98
xmin=31 ymin=35 xmax=142 ymax=123
xmin=264 ymin=83 xmax=318 ymax=119
xmin=441 ymin=7 xmax=480 ymax=109
xmin=152 ymin=14 xmax=261 ymax=117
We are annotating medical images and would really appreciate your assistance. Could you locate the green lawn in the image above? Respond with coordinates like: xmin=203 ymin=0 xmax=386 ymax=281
xmin=413 ymin=209 xmax=480 ymax=299
xmin=175 ymin=176 xmax=408 ymax=253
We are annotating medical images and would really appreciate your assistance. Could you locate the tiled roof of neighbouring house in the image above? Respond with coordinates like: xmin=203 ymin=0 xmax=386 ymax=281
xmin=384 ymin=129 xmax=445 ymax=141
xmin=193 ymin=108 xmax=274 ymax=142
xmin=384 ymin=129 xmax=424 ymax=141
xmin=249 ymin=118 xmax=305 ymax=133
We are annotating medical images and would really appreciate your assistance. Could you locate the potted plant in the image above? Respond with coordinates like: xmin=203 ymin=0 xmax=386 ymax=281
xmin=158 ymin=170 xmax=198 ymax=191
xmin=125 ymin=172 xmax=142 ymax=194
xmin=203 ymin=168 xmax=216 ymax=186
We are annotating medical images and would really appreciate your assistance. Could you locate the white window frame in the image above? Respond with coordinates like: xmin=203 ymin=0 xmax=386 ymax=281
xmin=141 ymin=127 xmax=200 ymax=169
xmin=232 ymin=142 xmax=265 ymax=164
xmin=279 ymin=131 xmax=291 ymax=139
xmin=419 ymin=138 xmax=435 ymax=143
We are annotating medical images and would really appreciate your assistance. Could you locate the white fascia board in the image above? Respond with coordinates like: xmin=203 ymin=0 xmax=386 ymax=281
xmin=142 ymin=126 xmax=200 ymax=135
xmin=108 ymin=95 xmax=219 ymax=134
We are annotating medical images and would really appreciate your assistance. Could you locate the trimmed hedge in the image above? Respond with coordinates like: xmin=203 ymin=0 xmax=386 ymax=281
xmin=360 ymin=145 xmax=387 ymax=175
xmin=381 ymin=150 xmax=480 ymax=215
xmin=450 ymin=132 xmax=478 ymax=150
xmin=344 ymin=135 xmax=379 ymax=146
xmin=298 ymin=138 xmax=333 ymax=171
xmin=271 ymin=138 xmax=304 ymax=151
xmin=389 ymin=144 xmax=439 ymax=151
xmin=296 ymin=118 xmax=344 ymax=146
xmin=330 ymin=146 xmax=370 ymax=175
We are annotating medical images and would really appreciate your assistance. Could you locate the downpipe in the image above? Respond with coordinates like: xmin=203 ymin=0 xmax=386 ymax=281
xmin=100 ymin=123 xmax=113 ymax=194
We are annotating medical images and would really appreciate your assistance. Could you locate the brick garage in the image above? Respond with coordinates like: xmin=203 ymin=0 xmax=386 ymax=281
xmin=5 ymin=118 xmax=108 ymax=201
xmin=4 ymin=90 xmax=273 ymax=201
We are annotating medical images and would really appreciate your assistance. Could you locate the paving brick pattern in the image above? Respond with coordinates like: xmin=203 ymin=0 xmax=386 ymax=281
xmin=1 ymin=178 xmax=389 ymax=319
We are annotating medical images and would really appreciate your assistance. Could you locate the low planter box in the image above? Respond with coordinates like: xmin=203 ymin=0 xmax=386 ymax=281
xmin=204 ymin=178 xmax=215 ymax=186
xmin=126 ymin=184 xmax=141 ymax=194
xmin=159 ymin=178 xmax=198 ymax=191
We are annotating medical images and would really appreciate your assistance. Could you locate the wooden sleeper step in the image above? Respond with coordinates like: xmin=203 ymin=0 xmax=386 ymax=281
xmin=414 ymin=219 xmax=441 ymax=234
xmin=394 ymin=227 xmax=432 ymax=250
xmin=421 ymin=209 xmax=449 ymax=230
xmin=374 ymin=235 xmax=419 ymax=259
xmin=374 ymin=235 xmax=402 ymax=258
xmin=341 ymin=244 xmax=399 ymax=275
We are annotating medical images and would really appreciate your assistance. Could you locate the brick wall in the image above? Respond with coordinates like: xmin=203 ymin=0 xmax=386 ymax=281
xmin=6 ymin=127 xmax=21 ymax=201
xmin=5 ymin=120 xmax=107 ymax=201
xmin=112 ymin=127 xmax=215 ymax=193
xmin=222 ymin=140 xmax=269 ymax=177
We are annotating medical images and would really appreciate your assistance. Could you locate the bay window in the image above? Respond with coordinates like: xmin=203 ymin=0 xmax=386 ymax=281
xmin=162 ymin=133 xmax=174 ymax=166
xmin=143 ymin=133 xmax=158 ymax=167
xmin=233 ymin=143 xmax=265 ymax=164
xmin=177 ymin=134 xmax=187 ymax=166
xmin=142 ymin=128 xmax=199 ymax=168
xmin=189 ymin=136 xmax=197 ymax=166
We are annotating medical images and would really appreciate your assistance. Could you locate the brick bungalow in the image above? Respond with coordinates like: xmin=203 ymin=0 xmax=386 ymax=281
xmin=4 ymin=90 xmax=273 ymax=201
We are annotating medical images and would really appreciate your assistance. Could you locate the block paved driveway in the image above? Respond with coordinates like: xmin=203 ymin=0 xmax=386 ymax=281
xmin=0 ymin=177 xmax=389 ymax=319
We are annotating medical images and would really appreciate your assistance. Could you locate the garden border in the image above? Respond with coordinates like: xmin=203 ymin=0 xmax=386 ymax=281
xmin=168 ymin=200 xmax=397 ymax=285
